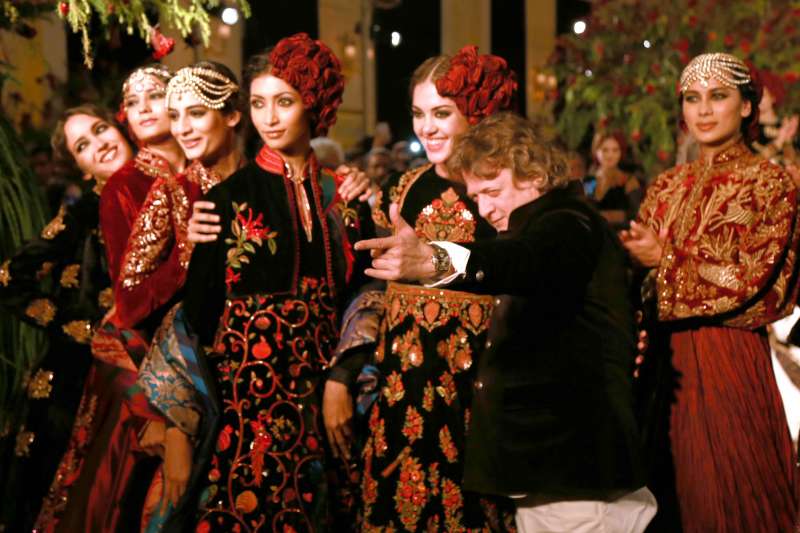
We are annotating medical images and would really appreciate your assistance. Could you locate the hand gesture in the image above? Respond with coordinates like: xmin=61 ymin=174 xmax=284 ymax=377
xmin=188 ymin=201 xmax=221 ymax=244
xmin=354 ymin=204 xmax=436 ymax=281
xmin=619 ymin=221 xmax=667 ymax=268
xmin=777 ymin=115 xmax=800 ymax=148
xmin=335 ymin=164 xmax=372 ymax=203
xmin=161 ymin=427 xmax=192 ymax=513
xmin=322 ymin=380 xmax=354 ymax=460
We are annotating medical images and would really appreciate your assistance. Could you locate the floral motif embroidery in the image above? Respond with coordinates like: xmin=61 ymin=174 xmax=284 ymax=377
xmin=370 ymin=404 xmax=388 ymax=457
xmin=36 ymin=261 xmax=54 ymax=280
xmin=62 ymin=320 xmax=93 ymax=344
xmin=386 ymin=282 xmax=494 ymax=335
xmin=59 ymin=263 xmax=80 ymax=288
xmin=441 ymin=477 xmax=464 ymax=530
xmin=27 ymin=369 xmax=54 ymax=399
xmin=0 ymin=259 xmax=9 ymax=286
xmin=224 ymin=202 xmax=278 ymax=291
xmin=394 ymin=455 xmax=427 ymax=530
xmin=415 ymin=187 xmax=477 ymax=242
xmin=439 ymin=425 xmax=458 ymax=463
xmin=383 ymin=371 xmax=405 ymax=407
xmin=422 ymin=381 xmax=434 ymax=412
xmin=436 ymin=327 xmax=474 ymax=373
xmin=436 ymin=372 xmax=457 ymax=406
xmin=402 ymin=406 xmax=424 ymax=443
xmin=391 ymin=324 xmax=424 ymax=370
xmin=25 ymin=298 xmax=56 ymax=326
xmin=120 ymin=179 xmax=173 ymax=290
xmin=15 ymin=426 xmax=34 ymax=456
xmin=98 ymin=287 xmax=114 ymax=309
xmin=40 ymin=204 xmax=67 ymax=239
xmin=428 ymin=462 xmax=440 ymax=497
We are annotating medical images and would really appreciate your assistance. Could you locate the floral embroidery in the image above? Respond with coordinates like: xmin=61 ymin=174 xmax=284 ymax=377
xmin=402 ymin=406 xmax=424 ymax=443
xmin=383 ymin=371 xmax=405 ymax=407
xmin=422 ymin=381 xmax=434 ymax=412
xmin=120 ymin=179 xmax=173 ymax=290
xmin=415 ymin=187 xmax=477 ymax=242
xmin=25 ymin=298 xmax=56 ymax=326
xmin=98 ymin=287 xmax=114 ymax=309
xmin=391 ymin=324 xmax=424 ymax=370
xmin=439 ymin=426 xmax=458 ymax=463
xmin=15 ymin=425 xmax=34 ymax=456
xmin=436 ymin=372 xmax=457 ymax=406
xmin=370 ymin=404 xmax=387 ymax=457
xmin=59 ymin=263 xmax=80 ymax=288
xmin=386 ymin=282 xmax=494 ymax=335
xmin=0 ymin=259 xmax=9 ymax=286
xmin=436 ymin=327 xmax=474 ymax=373
xmin=62 ymin=320 xmax=93 ymax=344
xmin=441 ymin=477 xmax=464 ymax=530
xmin=40 ymin=204 xmax=67 ymax=239
xmin=36 ymin=261 xmax=54 ymax=280
xmin=224 ymin=202 xmax=278 ymax=291
xmin=27 ymin=369 xmax=54 ymax=399
xmin=394 ymin=455 xmax=427 ymax=530
xmin=428 ymin=462 xmax=440 ymax=497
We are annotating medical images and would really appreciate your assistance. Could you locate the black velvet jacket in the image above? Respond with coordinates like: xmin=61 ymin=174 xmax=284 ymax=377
xmin=454 ymin=187 xmax=645 ymax=499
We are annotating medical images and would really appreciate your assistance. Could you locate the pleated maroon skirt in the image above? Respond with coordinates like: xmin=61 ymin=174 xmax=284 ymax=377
xmin=669 ymin=326 xmax=799 ymax=532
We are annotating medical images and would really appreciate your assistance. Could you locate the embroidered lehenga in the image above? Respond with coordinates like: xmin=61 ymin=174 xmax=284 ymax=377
xmin=361 ymin=165 xmax=516 ymax=531
xmin=637 ymin=143 xmax=800 ymax=532
xmin=138 ymin=147 xmax=370 ymax=532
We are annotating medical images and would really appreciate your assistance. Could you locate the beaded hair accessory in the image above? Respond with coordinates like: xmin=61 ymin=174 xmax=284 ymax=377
xmin=166 ymin=67 xmax=239 ymax=110
xmin=679 ymin=53 xmax=751 ymax=93
xmin=122 ymin=66 xmax=172 ymax=95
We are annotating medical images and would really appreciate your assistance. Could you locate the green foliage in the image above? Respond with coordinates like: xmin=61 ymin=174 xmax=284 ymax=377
xmin=550 ymin=0 xmax=800 ymax=178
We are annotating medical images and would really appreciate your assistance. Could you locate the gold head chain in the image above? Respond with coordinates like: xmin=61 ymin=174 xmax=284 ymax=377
xmin=166 ymin=67 xmax=239 ymax=110
xmin=679 ymin=52 xmax=751 ymax=93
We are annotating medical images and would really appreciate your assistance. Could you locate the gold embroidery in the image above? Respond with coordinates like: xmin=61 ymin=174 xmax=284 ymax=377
xmin=0 ymin=258 xmax=9 ymax=287
xmin=415 ymin=187 xmax=477 ymax=242
xmin=120 ymin=179 xmax=173 ymax=290
xmin=40 ymin=204 xmax=67 ymax=239
xmin=98 ymin=287 xmax=114 ymax=309
xmin=371 ymin=189 xmax=391 ymax=229
xmin=36 ymin=261 xmax=54 ymax=280
xmin=390 ymin=164 xmax=431 ymax=205
xmin=60 ymin=264 xmax=80 ymax=288
xmin=15 ymin=426 xmax=35 ymax=456
xmin=62 ymin=320 xmax=93 ymax=344
xmin=133 ymin=148 xmax=174 ymax=181
xmin=25 ymin=298 xmax=56 ymax=326
xmin=27 ymin=369 xmax=54 ymax=399
xmin=385 ymin=282 xmax=493 ymax=336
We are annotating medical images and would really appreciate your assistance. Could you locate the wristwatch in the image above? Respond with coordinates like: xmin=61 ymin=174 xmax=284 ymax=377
xmin=429 ymin=243 xmax=452 ymax=275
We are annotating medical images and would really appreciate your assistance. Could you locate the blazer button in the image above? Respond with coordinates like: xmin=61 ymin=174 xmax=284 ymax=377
xmin=474 ymin=380 xmax=484 ymax=390
xmin=475 ymin=270 xmax=485 ymax=281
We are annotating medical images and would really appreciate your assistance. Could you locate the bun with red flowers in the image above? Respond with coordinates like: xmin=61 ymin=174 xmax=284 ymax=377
xmin=434 ymin=45 xmax=518 ymax=125
xmin=269 ymin=33 xmax=344 ymax=136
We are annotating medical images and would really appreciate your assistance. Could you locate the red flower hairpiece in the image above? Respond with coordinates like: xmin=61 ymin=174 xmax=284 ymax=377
xmin=435 ymin=45 xmax=518 ymax=125
xmin=269 ymin=32 xmax=345 ymax=136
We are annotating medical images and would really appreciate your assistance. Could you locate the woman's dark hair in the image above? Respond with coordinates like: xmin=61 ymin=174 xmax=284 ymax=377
xmin=50 ymin=104 xmax=124 ymax=174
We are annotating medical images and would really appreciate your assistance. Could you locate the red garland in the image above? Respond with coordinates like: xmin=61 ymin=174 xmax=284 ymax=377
xmin=150 ymin=26 xmax=175 ymax=60
xmin=269 ymin=32 xmax=345 ymax=136
xmin=434 ymin=45 xmax=518 ymax=125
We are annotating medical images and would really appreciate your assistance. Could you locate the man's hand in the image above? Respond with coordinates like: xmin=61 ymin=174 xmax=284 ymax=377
xmin=322 ymin=380 xmax=354 ymax=460
xmin=354 ymin=204 xmax=437 ymax=281
xmin=188 ymin=201 xmax=221 ymax=244
xmin=619 ymin=221 xmax=666 ymax=268
xmin=161 ymin=427 xmax=192 ymax=513
xmin=335 ymin=164 xmax=372 ymax=202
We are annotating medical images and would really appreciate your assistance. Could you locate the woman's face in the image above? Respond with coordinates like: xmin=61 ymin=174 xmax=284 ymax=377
xmin=249 ymin=73 xmax=311 ymax=157
xmin=168 ymin=91 xmax=239 ymax=164
xmin=123 ymin=74 xmax=171 ymax=144
xmin=596 ymin=137 xmax=621 ymax=170
xmin=64 ymin=114 xmax=132 ymax=180
xmin=682 ymin=77 xmax=751 ymax=147
xmin=411 ymin=80 xmax=469 ymax=171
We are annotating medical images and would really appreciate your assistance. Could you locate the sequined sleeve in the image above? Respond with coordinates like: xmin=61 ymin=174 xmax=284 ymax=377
xmin=138 ymin=304 xmax=203 ymax=437
xmin=640 ymin=157 xmax=800 ymax=328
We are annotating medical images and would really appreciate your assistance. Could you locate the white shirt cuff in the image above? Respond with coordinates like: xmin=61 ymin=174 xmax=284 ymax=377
xmin=425 ymin=241 xmax=470 ymax=288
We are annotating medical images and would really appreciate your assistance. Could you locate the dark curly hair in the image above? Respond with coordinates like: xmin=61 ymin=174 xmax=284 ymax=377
xmin=244 ymin=33 xmax=344 ymax=137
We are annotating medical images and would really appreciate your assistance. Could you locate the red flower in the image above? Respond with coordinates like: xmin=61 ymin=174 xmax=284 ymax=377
xmin=673 ymin=38 xmax=690 ymax=53
xmin=58 ymin=2 xmax=69 ymax=16
xmin=657 ymin=150 xmax=671 ymax=162
xmin=645 ymin=84 xmax=656 ymax=95
xmin=708 ymin=31 xmax=718 ymax=42
xmin=688 ymin=15 xmax=697 ymax=28
xmin=723 ymin=34 xmax=735 ymax=47
xmin=631 ymin=130 xmax=642 ymax=142
xmin=150 ymin=26 xmax=175 ymax=60
xmin=270 ymin=33 xmax=344 ymax=136
xmin=739 ymin=39 xmax=751 ymax=54
xmin=225 ymin=267 xmax=241 ymax=290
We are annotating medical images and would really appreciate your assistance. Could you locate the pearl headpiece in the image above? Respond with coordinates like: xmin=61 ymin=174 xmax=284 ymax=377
xmin=679 ymin=53 xmax=751 ymax=94
xmin=123 ymin=66 xmax=172 ymax=95
xmin=166 ymin=67 xmax=239 ymax=110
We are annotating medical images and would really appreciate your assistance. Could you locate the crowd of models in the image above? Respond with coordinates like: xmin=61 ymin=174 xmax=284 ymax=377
xmin=0 ymin=31 xmax=798 ymax=533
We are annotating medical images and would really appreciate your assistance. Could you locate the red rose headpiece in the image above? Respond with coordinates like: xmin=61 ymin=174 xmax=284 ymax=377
xmin=435 ymin=45 xmax=518 ymax=125
xmin=269 ymin=33 xmax=345 ymax=136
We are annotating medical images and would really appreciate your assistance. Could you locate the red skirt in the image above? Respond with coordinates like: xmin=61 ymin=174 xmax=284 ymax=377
xmin=669 ymin=326 xmax=799 ymax=532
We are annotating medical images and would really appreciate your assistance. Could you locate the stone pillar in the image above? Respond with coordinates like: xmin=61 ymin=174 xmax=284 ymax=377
xmin=525 ymin=0 xmax=556 ymax=120
xmin=319 ymin=0 xmax=375 ymax=151
xmin=441 ymin=0 xmax=490 ymax=55
xmin=0 ymin=14 xmax=67 ymax=129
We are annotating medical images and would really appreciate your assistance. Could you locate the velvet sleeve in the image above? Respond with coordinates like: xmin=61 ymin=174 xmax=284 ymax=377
xmin=100 ymin=172 xmax=147 ymax=284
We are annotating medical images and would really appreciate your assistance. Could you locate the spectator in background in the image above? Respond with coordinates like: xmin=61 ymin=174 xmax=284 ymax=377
xmin=567 ymin=149 xmax=587 ymax=182
xmin=372 ymin=121 xmax=392 ymax=149
xmin=583 ymin=132 xmax=642 ymax=230
xmin=753 ymin=68 xmax=799 ymax=172
xmin=311 ymin=136 xmax=345 ymax=168
xmin=390 ymin=140 xmax=412 ymax=173
xmin=365 ymin=146 xmax=392 ymax=189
